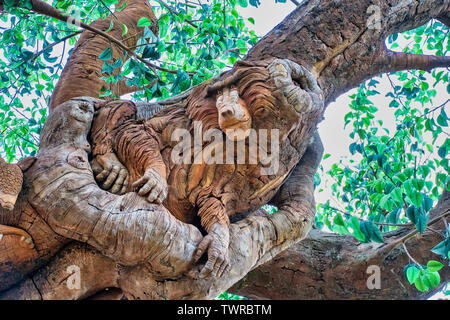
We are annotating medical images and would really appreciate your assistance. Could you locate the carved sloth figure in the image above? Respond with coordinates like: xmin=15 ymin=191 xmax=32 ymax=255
xmin=89 ymin=59 xmax=324 ymax=278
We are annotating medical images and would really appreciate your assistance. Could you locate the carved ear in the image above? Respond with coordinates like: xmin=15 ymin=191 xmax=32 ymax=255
xmin=267 ymin=59 xmax=324 ymax=113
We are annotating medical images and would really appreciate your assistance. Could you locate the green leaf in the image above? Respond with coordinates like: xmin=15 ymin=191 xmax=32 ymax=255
xmin=172 ymin=69 xmax=191 ymax=94
xmin=426 ymin=271 xmax=440 ymax=288
xmin=158 ymin=15 xmax=169 ymax=37
xmin=415 ymin=207 xmax=429 ymax=234
xmin=387 ymin=208 xmax=401 ymax=224
xmin=349 ymin=217 xmax=365 ymax=242
xmin=437 ymin=114 xmax=448 ymax=127
xmin=414 ymin=273 xmax=428 ymax=292
xmin=142 ymin=46 xmax=161 ymax=60
xmin=409 ymin=192 xmax=423 ymax=208
xmin=406 ymin=265 xmax=420 ymax=284
xmin=360 ymin=221 xmax=384 ymax=243
xmin=426 ymin=260 xmax=443 ymax=272
xmin=98 ymin=48 xmax=112 ymax=61
xmin=333 ymin=213 xmax=345 ymax=227
xmin=105 ymin=20 xmax=114 ymax=33
xmin=137 ymin=17 xmax=153 ymax=27
xmin=121 ymin=23 xmax=128 ymax=37
xmin=438 ymin=145 xmax=447 ymax=158
xmin=412 ymin=178 xmax=424 ymax=192
xmin=379 ymin=194 xmax=391 ymax=210
xmin=422 ymin=195 xmax=433 ymax=212
xmin=431 ymin=238 xmax=450 ymax=258
xmin=238 ymin=0 xmax=248 ymax=8
xmin=391 ymin=188 xmax=403 ymax=204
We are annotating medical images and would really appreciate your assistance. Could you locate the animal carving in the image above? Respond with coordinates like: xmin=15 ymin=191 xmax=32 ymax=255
xmin=0 ymin=156 xmax=37 ymax=289
xmin=89 ymin=59 xmax=324 ymax=278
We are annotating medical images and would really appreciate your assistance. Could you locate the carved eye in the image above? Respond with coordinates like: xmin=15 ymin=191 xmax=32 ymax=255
xmin=253 ymin=105 xmax=270 ymax=118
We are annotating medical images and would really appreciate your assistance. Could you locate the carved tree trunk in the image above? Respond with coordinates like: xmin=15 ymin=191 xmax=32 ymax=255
xmin=0 ymin=0 xmax=449 ymax=299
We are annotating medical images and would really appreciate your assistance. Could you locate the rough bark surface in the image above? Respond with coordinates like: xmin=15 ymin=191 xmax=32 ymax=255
xmin=0 ymin=0 xmax=449 ymax=299
xmin=231 ymin=191 xmax=450 ymax=300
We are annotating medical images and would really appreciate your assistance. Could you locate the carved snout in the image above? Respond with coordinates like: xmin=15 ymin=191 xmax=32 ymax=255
xmin=217 ymin=88 xmax=247 ymax=121
xmin=219 ymin=103 xmax=245 ymax=121
xmin=216 ymin=88 xmax=252 ymax=142
xmin=220 ymin=106 xmax=235 ymax=120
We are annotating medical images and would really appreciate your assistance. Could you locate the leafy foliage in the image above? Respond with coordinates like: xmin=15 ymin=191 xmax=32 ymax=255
xmin=316 ymin=20 xmax=449 ymax=294
xmin=0 ymin=0 xmax=260 ymax=161
xmin=101 ymin=0 xmax=260 ymax=99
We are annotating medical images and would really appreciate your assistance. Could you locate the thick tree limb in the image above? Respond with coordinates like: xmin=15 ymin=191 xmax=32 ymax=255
xmin=245 ymin=0 xmax=450 ymax=103
xmin=231 ymin=190 xmax=450 ymax=300
xmin=376 ymin=49 xmax=450 ymax=73
xmin=48 ymin=0 xmax=158 ymax=109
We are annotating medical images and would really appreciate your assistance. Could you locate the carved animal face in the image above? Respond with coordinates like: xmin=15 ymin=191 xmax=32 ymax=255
xmin=39 ymin=97 xmax=97 ymax=152
xmin=216 ymin=88 xmax=252 ymax=141
xmin=231 ymin=59 xmax=324 ymax=139
xmin=188 ymin=59 xmax=323 ymax=144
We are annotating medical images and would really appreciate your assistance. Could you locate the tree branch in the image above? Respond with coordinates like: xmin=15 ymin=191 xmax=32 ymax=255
xmin=377 ymin=49 xmax=450 ymax=73
xmin=48 ymin=0 xmax=159 ymax=110
xmin=230 ymin=191 xmax=450 ymax=300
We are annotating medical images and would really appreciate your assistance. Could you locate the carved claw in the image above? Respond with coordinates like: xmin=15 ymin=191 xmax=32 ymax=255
xmin=0 ymin=225 xmax=35 ymax=249
xmin=268 ymin=59 xmax=324 ymax=113
xmin=192 ymin=223 xmax=230 ymax=279
xmin=91 ymin=153 xmax=129 ymax=195
xmin=131 ymin=168 xmax=167 ymax=204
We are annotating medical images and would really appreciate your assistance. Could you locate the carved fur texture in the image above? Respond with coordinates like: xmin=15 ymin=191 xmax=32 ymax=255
xmin=90 ymin=59 xmax=324 ymax=277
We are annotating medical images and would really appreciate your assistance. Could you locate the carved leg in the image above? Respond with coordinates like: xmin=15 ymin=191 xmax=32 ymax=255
xmin=192 ymin=198 xmax=231 ymax=278
xmin=270 ymin=130 xmax=324 ymax=244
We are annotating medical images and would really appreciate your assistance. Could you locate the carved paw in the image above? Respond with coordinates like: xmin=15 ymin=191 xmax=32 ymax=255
xmin=268 ymin=59 xmax=324 ymax=113
xmin=131 ymin=168 xmax=167 ymax=204
xmin=91 ymin=153 xmax=129 ymax=195
xmin=192 ymin=223 xmax=230 ymax=279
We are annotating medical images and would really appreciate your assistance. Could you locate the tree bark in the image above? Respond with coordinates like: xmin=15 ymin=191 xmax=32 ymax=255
xmin=230 ymin=191 xmax=450 ymax=300
xmin=0 ymin=0 xmax=449 ymax=299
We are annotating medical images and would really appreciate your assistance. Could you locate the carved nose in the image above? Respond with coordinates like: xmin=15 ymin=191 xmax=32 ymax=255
xmin=221 ymin=107 xmax=234 ymax=119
